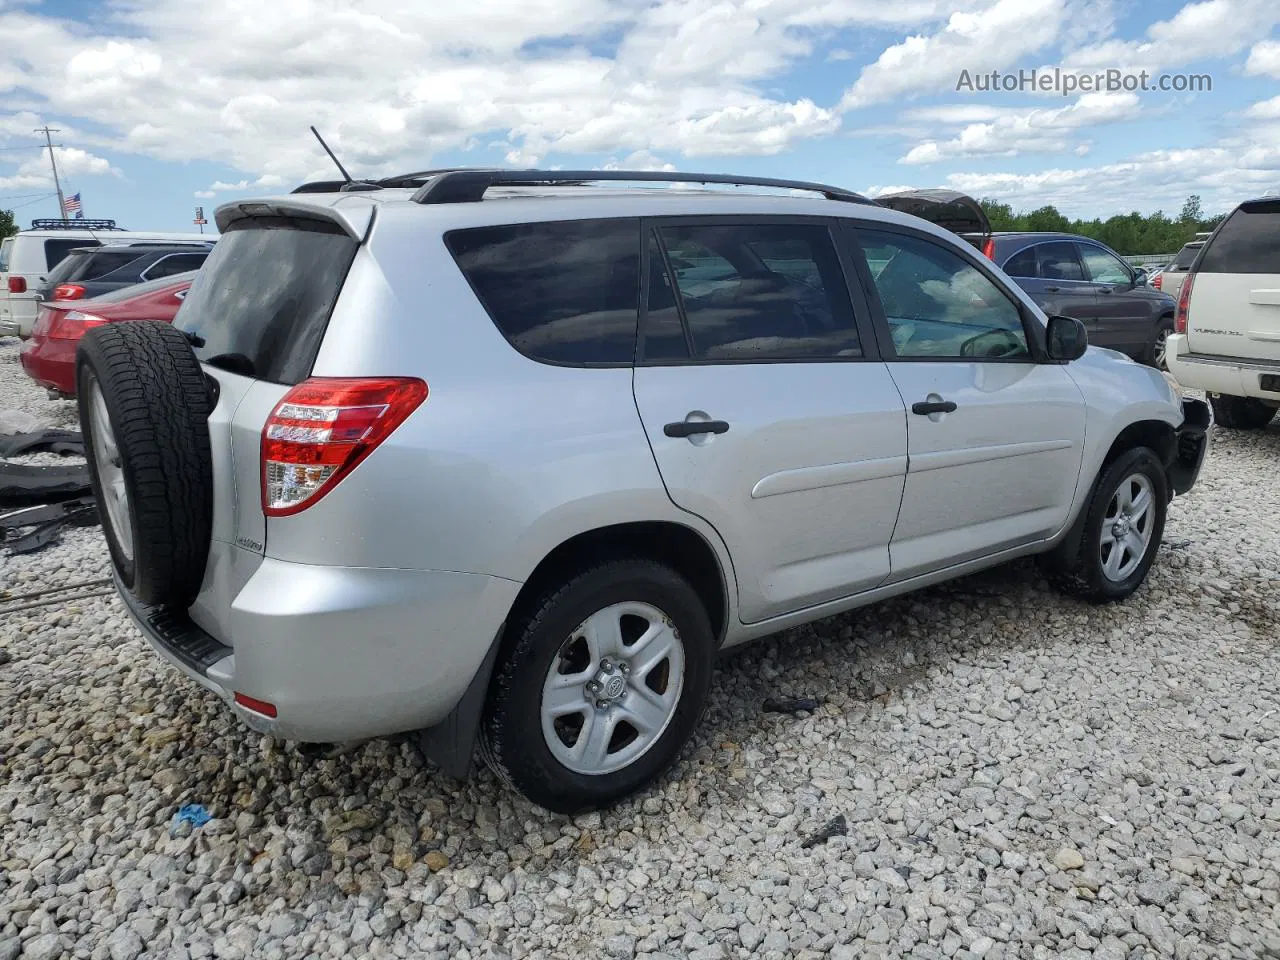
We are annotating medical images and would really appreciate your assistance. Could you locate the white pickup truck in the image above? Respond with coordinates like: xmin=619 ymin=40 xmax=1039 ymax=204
xmin=1166 ymin=200 xmax=1280 ymax=428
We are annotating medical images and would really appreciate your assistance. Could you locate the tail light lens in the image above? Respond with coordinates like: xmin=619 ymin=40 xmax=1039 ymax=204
xmin=981 ymin=237 xmax=996 ymax=260
xmin=52 ymin=283 xmax=86 ymax=300
xmin=1152 ymin=273 xmax=1162 ymax=290
xmin=7 ymin=277 xmax=26 ymax=294
xmin=48 ymin=310 xmax=109 ymax=340
xmin=262 ymin=377 xmax=428 ymax=517
xmin=1175 ymin=273 xmax=1194 ymax=334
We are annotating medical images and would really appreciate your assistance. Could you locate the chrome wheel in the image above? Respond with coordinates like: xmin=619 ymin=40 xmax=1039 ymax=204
xmin=1100 ymin=473 xmax=1154 ymax=582
xmin=541 ymin=601 xmax=685 ymax=776
xmin=1154 ymin=328 xmax=1170 ymax=370
xmin=87 ymin=377 xmax=133 ymax=562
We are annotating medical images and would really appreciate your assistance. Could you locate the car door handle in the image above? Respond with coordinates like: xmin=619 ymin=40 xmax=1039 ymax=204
xmin=1098 ymin=286 xmax=1113 ymax=295
xmin=1044 ymin=285 xmax=1062 ymax=292
xmin=664 ymin=419 xmax=730 ymax=438
xmin=911 ymin=400 xmax=957 ymax=416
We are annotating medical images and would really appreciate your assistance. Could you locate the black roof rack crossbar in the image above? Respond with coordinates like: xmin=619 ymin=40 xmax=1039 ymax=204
xmin=409 ymin=169 xmax=875 ymax=205
xmin=30 ymin=218 xmax=122 ymax=231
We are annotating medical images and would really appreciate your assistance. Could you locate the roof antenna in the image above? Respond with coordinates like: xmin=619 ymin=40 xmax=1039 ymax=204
xmin=311 ymin=126 xmax=353 ymax=184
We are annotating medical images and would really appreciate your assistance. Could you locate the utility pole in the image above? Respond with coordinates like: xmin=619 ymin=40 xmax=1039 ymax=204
xmin=35 ymin=126 xmax=67 ymax=221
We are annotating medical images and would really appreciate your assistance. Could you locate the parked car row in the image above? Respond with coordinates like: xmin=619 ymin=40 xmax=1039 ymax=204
xmin=0 ymin=219 xmax=209 ymax=339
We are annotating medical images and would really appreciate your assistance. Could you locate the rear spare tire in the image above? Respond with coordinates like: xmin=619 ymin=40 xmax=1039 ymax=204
xmin=77 ymin=321 xmax=214 ymax=606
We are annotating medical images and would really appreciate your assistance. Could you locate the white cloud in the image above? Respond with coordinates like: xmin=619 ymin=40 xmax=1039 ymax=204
xmin=840 ymin=0 xmax=1066 ymax=109
xmin=0 ymin=0 xmax=988 ymax=187
xmin=0 ymin=145 xmax=118 ymax=191
xmin=1246 ymin=40 xmax=1280 ymax=78
xmin=1061 ymin=0 xmax=1280 ymax=74
xmin=900 ymin=91 xmax=1141 ymax=163
xmin=1245 ymin=95 xmax=1280 ymax=120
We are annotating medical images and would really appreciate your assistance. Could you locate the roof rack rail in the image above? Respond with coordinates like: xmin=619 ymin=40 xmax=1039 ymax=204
xmin=409 ymin=169 xmax=875 ymax=205
xmin=30 ymin=218 xmax=122 ymax=231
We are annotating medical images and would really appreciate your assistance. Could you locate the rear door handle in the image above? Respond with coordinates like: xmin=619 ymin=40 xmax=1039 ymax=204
xmin=664 ymin=419 xmax=730 ymax=438
xmin=1044 ymin=285 xmax=1062 ymax=292
xmin=911 ymin=400 xmax=957 ymax=416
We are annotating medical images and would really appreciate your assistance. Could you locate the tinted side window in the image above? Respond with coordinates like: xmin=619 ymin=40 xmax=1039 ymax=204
xmin=855 ymin=227 xmax=1029 ymax=360
xmin=447 ymin=220 xmax=640 ymax=365
xmin=643 ymin=232 xmax=690 ymax=361
xmin=1036 ymin=242 xmax=1085 ymax=282
xmin=1079 ymin=244 xmax=1131 ymax=284
xmin=0 ymin=239 xmax=12 ymax=273
xmin=1170 ymin=243 xmax=1202 ymax=271
xmin=654 ymin=222 xmax=860 ymax=361
xmin=1003 ymin=247 xmax=1037 ymax=277
xmin=44 ymin=239 xmax=99 ymax=271
xmin=146 ymin=253 xmax=207 ymax=279
xmin=1198 ymin=200 xmax=1280 ymax=274
xmin=68 ymin=251 xmax=146 ymax=282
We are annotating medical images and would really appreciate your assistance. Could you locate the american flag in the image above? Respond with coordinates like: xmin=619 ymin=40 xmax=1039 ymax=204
xmin=62 ymin=193 xmax=83 ymax=218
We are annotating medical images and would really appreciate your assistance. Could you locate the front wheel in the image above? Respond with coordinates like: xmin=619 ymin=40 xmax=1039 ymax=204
xmin=1209 ymin=394 xmax=1277 ymax=430
xmin=1040 ymin=447 xmax=1168 ymax=603
xmin=479 ymin=559 xmax=714 ymax=813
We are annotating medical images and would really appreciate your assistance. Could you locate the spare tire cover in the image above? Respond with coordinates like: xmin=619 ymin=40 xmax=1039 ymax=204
xmin=76 ymin=320 xmax=214 ymax=607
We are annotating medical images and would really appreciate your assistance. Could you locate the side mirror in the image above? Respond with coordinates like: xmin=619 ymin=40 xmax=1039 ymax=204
xmin=1132 ymin=268 xmax=1148 ymax=286
xmin=1046 ymin=315 xmax=1088 ymax=362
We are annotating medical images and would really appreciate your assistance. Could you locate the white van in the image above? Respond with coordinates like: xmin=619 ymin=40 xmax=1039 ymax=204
xmin=0 ymin=220 xmax=211 ymax=337
xmin=1166 ymin=197 xmax=1280 ymax=428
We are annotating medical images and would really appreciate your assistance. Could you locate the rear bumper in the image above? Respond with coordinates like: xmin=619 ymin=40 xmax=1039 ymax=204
xmin=1170 ymin=398 xmax=1210 ymax=496
xmin=19 ymin=336 xmax=77 ymax=395
xmin=1166 ymin=335 xmax=1280 ymax=401
xmin=115 ymin=556 xmax=521 ymax=743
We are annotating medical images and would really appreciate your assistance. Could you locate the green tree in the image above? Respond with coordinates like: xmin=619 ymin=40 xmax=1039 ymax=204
xmin=0 ymin=208 xmax=16 ymax=241
xmin=978 ymin=195 xmax=1224 ymax=255
xmin=1179 ymin=195 xmax=1203 ymax=224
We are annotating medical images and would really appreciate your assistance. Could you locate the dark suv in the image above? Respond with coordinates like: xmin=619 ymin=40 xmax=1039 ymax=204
xmin=985 ymin=233 xmax=1177 ymax=368
xmin=38 ymin=242 xmax=213 ymax=303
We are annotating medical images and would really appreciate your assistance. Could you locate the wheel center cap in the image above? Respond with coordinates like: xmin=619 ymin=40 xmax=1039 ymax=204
xmin=601 ymin=675 xmax=627 ymax=700
xmin=1113 ymin=515 xmax=1131 ymax=538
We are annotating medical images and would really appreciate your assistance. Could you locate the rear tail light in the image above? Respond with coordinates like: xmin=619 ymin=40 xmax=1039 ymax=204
xmin=1152 ymin=273 xmax=1162 ymax=290
xmin=52 ymin=283 xmax=86 ymax=300
xmin=7 ymin=277 xmax=26 ymax=294
xmin=981 ymin=237 xmax=996 ymax=260
xmin=1174 ymin=273 xmax=1194 ymax=334
xmin=261 ymin=377 xmax=428 ymax=517
xmin=234 ymin=692 xmax=277 ymax=718
xmin=48 ymin=310 xmax=109 ymax=340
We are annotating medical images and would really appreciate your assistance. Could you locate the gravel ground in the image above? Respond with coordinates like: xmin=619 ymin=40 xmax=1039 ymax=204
xmin=2 ymin=334 xmax=1279 ymax=960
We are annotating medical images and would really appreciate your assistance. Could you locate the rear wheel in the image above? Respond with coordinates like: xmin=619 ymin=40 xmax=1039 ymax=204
xmin=1040 ymin=446 xmax=1168 ymax=603
xmin=479 ymin=559 xmax=713 ymax=813
xmin=1146 ymin=318 xmax=1174 ymax=370
xmin=1209 ymin=394 xmax=1276 ymax=430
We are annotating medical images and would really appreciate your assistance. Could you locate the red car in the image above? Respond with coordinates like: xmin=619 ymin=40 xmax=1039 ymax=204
xmin=20 ymin=271 xmax=195 ymax=397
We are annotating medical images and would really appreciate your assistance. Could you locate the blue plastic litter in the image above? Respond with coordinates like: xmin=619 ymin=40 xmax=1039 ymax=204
xmin=170 ymin=803 xmax=212 ymax=836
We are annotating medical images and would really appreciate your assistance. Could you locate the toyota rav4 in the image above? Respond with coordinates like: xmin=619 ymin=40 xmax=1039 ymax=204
xmin=76 ymin=169 xmax=1209 ymax=812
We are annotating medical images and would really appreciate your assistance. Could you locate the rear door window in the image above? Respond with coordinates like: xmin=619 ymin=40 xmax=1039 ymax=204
xmin=144 ymin=253 xmax=208 ymax=280
xmin=1197 ymin=200 xmax=1280 ymax=274
xmin=61 ymin=250 xmax=146 ymax=282
xmin=1003 ymin=246 xmax=1038 ymax=277
xmin=0 ymin=239 xmax=12 ymax=273
xmin=1035 ymin=242 xmax=1086 ymax=282
xmin=44 ymin=238 xmax=99 ymax=271
xmin=649 ymin=221 xmax=861 ymax=362
xmin=446 ymin=219 xmax=641 ymax=365
xmin=175 ymin=217 xmax=358 ymax=384
xmin=1078 ymin=244 xmax=1132 ymax=285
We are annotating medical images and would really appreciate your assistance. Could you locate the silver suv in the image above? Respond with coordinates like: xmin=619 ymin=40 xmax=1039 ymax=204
xmin=76 ymin=169 xmax=1210 ymax=812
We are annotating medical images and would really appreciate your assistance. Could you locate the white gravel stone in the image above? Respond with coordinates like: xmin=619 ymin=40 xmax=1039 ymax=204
xmin=3 ymin=341 xmax=1280 ymax=960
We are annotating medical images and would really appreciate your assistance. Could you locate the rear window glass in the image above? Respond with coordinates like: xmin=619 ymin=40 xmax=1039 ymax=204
xmin=446 ymin=219 xmax=640 ymax=365
xmin=175 ymin=218 xmax=357 ymax=384
xmin=59 ymin=250 xmax=145 ymax=282
xmin=1170 ymin=242 xmax=1202 ymax=271
xmin=0 ymin=239 xmax=12 ymax=273
xmin=44 ymin=238 xmax=99 ymax=271
xmin=1198 ymin=201 xmax=1280 ymax=274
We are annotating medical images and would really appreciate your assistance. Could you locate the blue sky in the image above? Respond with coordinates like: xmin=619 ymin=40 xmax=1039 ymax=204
xmin=2 ymin=0 xmax=1278 ymax=232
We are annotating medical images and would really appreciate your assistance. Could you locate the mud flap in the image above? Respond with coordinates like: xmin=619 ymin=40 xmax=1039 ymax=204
xmin=416 ymin=622 xmax=505 ymax=779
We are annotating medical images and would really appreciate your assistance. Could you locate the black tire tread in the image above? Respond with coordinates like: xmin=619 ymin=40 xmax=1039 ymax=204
xmin=77 ymin=322 xmax=213 ymax=606
xmin=1209 ymin=394 xmax=1276 ymax=430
